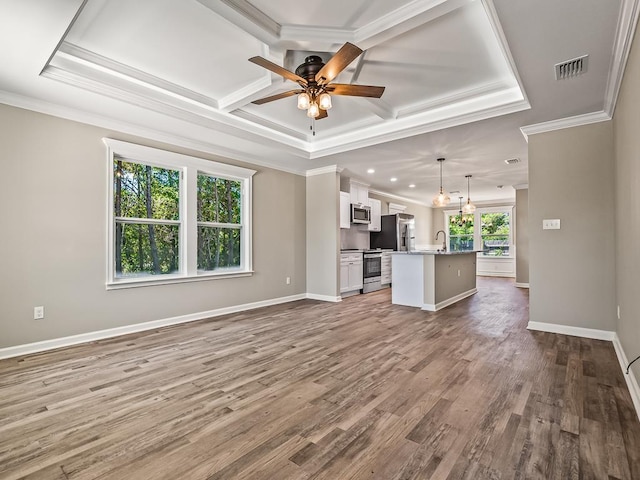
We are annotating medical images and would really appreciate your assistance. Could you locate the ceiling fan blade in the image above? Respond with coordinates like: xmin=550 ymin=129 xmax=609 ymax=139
xmin=326 ymin=84 xmax=385 ymax=98
xmin=249 ymin=56 xmax=307 ymax=85
xmin=252 ymin=90 xmax=304 ymax=105
xmin=317 ymin=109 xmax=328 ymax=120
xmin=315 ymin=42 xmax=363 ymax=85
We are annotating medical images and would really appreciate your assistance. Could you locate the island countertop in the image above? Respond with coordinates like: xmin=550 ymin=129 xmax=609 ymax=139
xmin=391 ymin=250 xmax=483 ymax=256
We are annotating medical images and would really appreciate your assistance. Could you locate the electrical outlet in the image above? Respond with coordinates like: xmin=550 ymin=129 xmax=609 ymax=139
xmin=457 ymin=269 xmax=461 ymax=277
xmin=543 ymin=219 xmax=561 ymax=230
xmin=286 ymin=276 xmax=291 ymax=285
xmin=34 ymin=306 xmax=44 ymax=320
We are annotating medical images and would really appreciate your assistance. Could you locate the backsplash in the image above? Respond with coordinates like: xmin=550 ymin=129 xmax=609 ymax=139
xmin=340 ymin=225 xmax=370 ymax=250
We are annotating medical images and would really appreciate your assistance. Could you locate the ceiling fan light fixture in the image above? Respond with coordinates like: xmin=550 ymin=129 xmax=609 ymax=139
xmin=297 ymin=92 xmax=310 ymax=110
xmin=307 ymin=102 xmax=319 ymax=118
xmin=319 ymin=93 xmax=332 ymax=110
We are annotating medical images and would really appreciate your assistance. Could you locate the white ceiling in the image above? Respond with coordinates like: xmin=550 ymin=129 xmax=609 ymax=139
xmin=0 ymin=0 xmax=634 ymax=204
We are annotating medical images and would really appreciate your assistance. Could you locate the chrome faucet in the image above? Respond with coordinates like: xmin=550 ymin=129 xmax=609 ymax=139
xmin=435 ymin=230 xmax=447 ymax=252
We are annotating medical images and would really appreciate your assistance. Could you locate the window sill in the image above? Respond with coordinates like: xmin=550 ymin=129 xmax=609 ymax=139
xmin=106 ymin=270 xmax=254 ymax=290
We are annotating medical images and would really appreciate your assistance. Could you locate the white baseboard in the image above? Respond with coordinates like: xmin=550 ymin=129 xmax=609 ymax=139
xmin=477 ymin=272 xmax=516 ymax=278
xmin=0 ymin=293 xmax=307 ymax=360
xmin=515 ymin=282 xmax=530 ymax=288
xmin=422 ymin=288 xmax=478 ymax=312
xmin=612 ymin=334 xmax=640 ymax=422
xmin=526 ymin=321 xmax=615 ymax=341
xmin=307 ymin=293 xmax=342 ymax=302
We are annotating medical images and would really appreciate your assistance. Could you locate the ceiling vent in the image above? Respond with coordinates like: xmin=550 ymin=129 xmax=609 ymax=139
xmin=504 ymin=158 xmax=520 ymax=165
xmin=554 ymin=55 xmax=589 ymax=80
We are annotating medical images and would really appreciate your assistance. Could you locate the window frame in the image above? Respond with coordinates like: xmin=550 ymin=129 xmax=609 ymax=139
xmin=444 ymin=205 xmax=514 ymax=257
xmin=105 ymin=138 xmax=255 ymax=289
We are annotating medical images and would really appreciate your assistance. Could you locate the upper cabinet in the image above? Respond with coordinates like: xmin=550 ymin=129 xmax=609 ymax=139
xmin=368 ymin=198 xmax=381 ymax=232
xmin=339 ymin=191 xmax=351 ymax=229
xmin=350 ymin=181 xmax=369 ymax=206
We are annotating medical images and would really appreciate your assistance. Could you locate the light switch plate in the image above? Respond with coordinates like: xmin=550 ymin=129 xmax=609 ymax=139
xmin=543 ymin=219 xmax=561 ymax=230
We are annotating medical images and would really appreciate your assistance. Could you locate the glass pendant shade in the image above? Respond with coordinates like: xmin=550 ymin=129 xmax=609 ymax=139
xmin=318 ymin=93 xmax=332 ymax=110
xmin=462 ymin=199 xmax=476 ymax=214
xmin=432 ymin=189 xmax=450 ymax=207
xmin=307 ymin=102 xmax=320 ymax=118
xmin=297 ymin=92 xmax=310 ymax=109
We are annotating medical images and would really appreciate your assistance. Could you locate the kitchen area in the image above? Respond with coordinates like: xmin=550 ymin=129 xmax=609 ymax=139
xmin=339 ymin=178 xmax=477 ymax=311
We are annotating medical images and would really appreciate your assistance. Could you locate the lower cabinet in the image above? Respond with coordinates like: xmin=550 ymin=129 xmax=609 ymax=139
xmin=381 ymin=251 xmax=392 ymax=285
xmin=340 ymin=253 xmax=363 ymax=294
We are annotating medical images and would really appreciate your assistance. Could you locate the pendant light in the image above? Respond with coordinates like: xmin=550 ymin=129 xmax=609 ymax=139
xmin=432 ymin=158 xmax=450 ymax=207
xmin=462 ymin=174 xmax=476 ymax=214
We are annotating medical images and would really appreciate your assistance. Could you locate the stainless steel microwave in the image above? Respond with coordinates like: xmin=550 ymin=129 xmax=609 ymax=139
xmin=351 ymin=204 xmax=371 ymax=224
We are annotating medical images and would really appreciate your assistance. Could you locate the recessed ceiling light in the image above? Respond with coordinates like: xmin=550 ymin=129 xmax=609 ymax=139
xmin=367 ymin=168 xmax=375 ymax=174
xmin=409 ymin=184 xmax=415 ymax=188
xmin=390 ymin=177 xmax=397 ymax=182
xmin=505 ymin=158 xmax=520 ymax=165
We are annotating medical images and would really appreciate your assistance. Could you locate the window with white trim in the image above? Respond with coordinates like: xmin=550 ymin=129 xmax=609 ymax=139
xmin=445 ymin=206 xmax=513 ymax=256
xmin=105 ymin=139 xmax=255 ymax=288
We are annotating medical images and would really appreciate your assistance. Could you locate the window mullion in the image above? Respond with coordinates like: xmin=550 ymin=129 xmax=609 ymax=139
xmin=184 ymin=167 xmax=198 ymax=276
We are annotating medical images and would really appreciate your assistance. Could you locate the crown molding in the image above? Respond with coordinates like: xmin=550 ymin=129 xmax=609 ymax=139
xmin=196 ymin=0 xmax=280 ymax=45
xmin=519 ymin=111 xmax=611 ymax=141
xmin=310 ymin=92 xmax=530 ymax=158
xmin=604 ymin=0 xmax=640 ymax=116
xmin=305 ymin=165 xmax=341 ymax=177
xmin=513 ymin=183 xmax=528 ymax=190
xmin=0 ymin=90 xmax=308 ymax=176
xmin=368 ymin=189 xmax=431 ymax=207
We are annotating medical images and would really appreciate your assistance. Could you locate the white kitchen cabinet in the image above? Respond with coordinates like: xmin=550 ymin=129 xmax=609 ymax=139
xmin=340 ymin=191 xmax=351 ymax=229
xmin=340 ymin=253 xmax=363 ymax=294
xmin=349 ymin=181 xmax=369 ymax=205
xmin=381 ymin=251 xmax=392 ymax=285
xmin=368 ymin=198 xmax=381 ymax=232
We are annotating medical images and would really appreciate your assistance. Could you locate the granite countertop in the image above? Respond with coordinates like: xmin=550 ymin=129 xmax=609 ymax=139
xmin=391 ymin=250 xmax=483 ymax=255
xmin=340 ymin=248 xmax=394 ymax=253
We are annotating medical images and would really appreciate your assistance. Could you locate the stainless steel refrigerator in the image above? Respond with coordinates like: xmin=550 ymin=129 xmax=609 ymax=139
xmin=370 ymin=214 xmax=415 ymax=251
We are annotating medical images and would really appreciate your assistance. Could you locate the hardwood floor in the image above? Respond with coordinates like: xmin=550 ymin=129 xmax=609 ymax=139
xmin=1 ymin=277 xmax=639 ymax=479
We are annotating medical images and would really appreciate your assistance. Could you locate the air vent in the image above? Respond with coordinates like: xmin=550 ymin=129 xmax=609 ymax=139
xmin=554 ymin=55 xmax=589 ymax=80
xmin=504 ymin=158 xmax=520 ymax=165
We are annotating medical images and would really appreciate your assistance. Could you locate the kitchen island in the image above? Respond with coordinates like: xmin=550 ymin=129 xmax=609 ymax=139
xmin=391 ymin=251 xmax=478 ymax=311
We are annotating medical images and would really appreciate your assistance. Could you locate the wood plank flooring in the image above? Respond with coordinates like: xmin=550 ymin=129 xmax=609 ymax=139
xmin=1 ymin=277 xmax=639 ymax=479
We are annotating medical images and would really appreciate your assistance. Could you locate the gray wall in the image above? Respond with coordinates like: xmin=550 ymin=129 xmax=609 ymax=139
xmin=0 ymin=104 xmax=307 ymax=348
xmin=614 ymin=19 xmax=640 ymax=382
xmin=528 ymin=121 xmax=616 ymax=331
xmin=306 ymin=172 xmax=340 ymax=298
xmin=368 ymin=192 xmax=433 ymax=247
xmin=515 ymin=188 xmax=529 ymax=285
xmin=434 ymin=253 xmax=477 ymax=304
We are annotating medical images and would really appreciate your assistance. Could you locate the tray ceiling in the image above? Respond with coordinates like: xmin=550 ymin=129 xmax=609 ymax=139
xmin=43 ymin=0 xmax=528 ymax=158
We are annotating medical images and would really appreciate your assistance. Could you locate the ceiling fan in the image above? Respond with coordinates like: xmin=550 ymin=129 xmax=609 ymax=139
xmin=248 ymin=42 xmax=385 ymax=120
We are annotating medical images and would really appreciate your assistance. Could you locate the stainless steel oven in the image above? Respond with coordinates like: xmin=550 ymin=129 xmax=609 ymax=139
xmin=363 ymin=251 xmax=382 ymax=293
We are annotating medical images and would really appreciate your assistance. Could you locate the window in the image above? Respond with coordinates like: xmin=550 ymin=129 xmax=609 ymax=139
xmin=197 ymin=174 xmax=242 ymax=271
xmin=445 ymin=206 xmax=513 ymax=256
xmin=105 ymin=139 xmax=255 ymax=288
xmin=480 ymin=211 xmax=510 ymax=256
xmin=448 ymin=213 xmax=475 ymax=252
